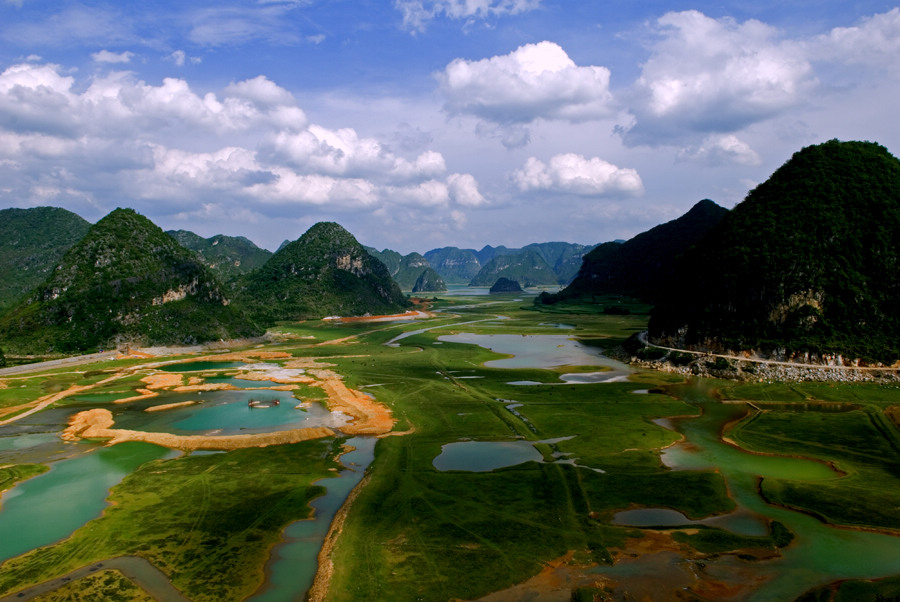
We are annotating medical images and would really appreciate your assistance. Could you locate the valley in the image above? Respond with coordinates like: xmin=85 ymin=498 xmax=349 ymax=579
xmin=1 ymin=290 xmax=899 ymax=600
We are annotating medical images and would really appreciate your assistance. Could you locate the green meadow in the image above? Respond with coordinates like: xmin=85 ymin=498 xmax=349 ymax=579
xmin=1 ymin=294 xmax=899 ymax=600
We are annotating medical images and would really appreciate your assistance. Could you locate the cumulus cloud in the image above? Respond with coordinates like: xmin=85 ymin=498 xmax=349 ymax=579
xmin=91 ymin=50 xmax=134 ymax=64
xmin=813 ymin=8 xmax=900 ymax=70
xmin=396 ymin=0 xmax=540 ymax=33
xmin=677 ymin=135 xmax=762 ymax=166
xmin=447 ymin=173 xmax=486 ymax=206
xmin=622 ymin=10 xmax=815 ymax=146
xmin=512 ymin=154 xmax=643 ymax=197
xmin=439 ymin=41 xmax=614 ymax=126
xmin=0 ymin=61 xmax=486 ymax=226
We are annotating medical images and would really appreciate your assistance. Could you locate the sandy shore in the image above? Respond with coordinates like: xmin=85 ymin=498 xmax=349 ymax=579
xmin=144 ymin=401 xmax=197 ymax=413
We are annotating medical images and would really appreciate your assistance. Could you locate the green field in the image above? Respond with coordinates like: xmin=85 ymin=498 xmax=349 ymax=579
xmin=1 ymin=295 xmax=900 ymax=600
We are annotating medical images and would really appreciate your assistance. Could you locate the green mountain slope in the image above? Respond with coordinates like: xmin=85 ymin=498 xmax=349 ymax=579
xmin=0 ymin=207 xmax=91 ymax=313
xmin=423 ymin=247 xmax=482 ymax=284
xmin=239 ymin=222 xmax=409 ymax=321
xmin=469 ymin=249 xmax=558 ymax=287
xmin=0 ymin=208 xmax=260 ymax=353
xmin=522 ymin=242 xmax=597 ymax=284
xmin=168 ymin=230 xmax=272 ymax=283
xmin=649 ymin=140 xmax=900 ymax=364
xmin=365 ymin=248 xmax=432 ymax=290
xmin=412 ymin=267 xmax=447 ymax=293
xmin=540 ymin=199 xmax=728 ymax=305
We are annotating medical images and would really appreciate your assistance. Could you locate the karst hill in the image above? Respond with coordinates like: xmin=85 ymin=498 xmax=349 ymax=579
xmin=0 ymin=208 xmax=260 ymax=353
xmin=649 ymin=139 xmax=900 ymax=364
xmin=238 ymin=221 xmax=409 ymax=322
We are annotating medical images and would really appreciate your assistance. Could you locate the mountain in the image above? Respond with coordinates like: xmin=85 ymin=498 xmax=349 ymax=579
xmin=649 ymin=140 xmax=900 ymax=364
xmin=522 ymin=242 xmax=598 ymax=284
xmin=412 ymin=267 xmax=447 ymax=293
xmin=489 ymin=277 xmax=522 ymax=293
xmin=0 ymin=208 xmax=260 ymax=354
xmin=238 ymin=222 xmax=409 ymax=322
xmin=168 ymin=230 xmax=272 ymax=283
xmin=423 ymin=247 xmax=482 ymax=284
xmin=0 ymin=207 xmax=91 ymax=313
xmin=469 ymin=248 xmax=558 ymax=287
xmin=539 ymin=199 xmax=728 ymax=305
xmin=365 ymin=248 xmax=432 ymax=290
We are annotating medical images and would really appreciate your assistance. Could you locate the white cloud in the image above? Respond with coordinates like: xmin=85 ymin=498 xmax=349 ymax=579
xmin=512 ymin=154 xmax=644 ymax=197
xmin=396 ymin=0 xmax=540 ymax=33
xmin=91 ymin=50 xmax=134 ymax=64
xmin=447 ymin=172 xmax=486 ymax=206
xmin=677 ymin=134 xmax=762 ymax=166
xmin=169 ymin=50 xmax=186 ymax=66
xmin=439 ymin=41 xmax=614 ymax=127
xmin=813 ymin=8 xmax=900 ymax=70
xmin=0 ymin=60 xmax=486 ymax=230
xmin=623 ymin=10 xmax=815 ymax=145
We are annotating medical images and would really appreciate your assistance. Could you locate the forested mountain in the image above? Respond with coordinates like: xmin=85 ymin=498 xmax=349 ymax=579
xmin=423 ymin=247 xmax=482 ymax=284
xmin=0 ymin=208 xmax=260 ymax=353
xmin=412 ymin=267 xmax=447 ymax=293
xmin=0 ymin=207 xmax=91 ymax=313
xmin=539 ymin=199 xmax=728 ymax=305
xmin=168 ymin=230 xmax=272 ymax=282
xmin=469 ymin=249 xmax=558 ymax=287
xmin=238 ymin=222 xmax=409 ymax=322
xmin=649 ymin=140 xmax=900 ymax=364
xmin=365 ymin=248 xmax=432 ymax=290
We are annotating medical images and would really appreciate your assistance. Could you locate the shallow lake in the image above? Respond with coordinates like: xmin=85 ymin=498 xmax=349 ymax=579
xmin=112 ymin=388 xmax=346 ymax=436
xmin=0 ymin=442 xmax=171 ymax=564
xmin=437 ymin=333 xmax=632 ymax=382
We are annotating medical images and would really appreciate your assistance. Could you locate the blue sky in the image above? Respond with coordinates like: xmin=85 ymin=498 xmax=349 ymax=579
xmin=1 ymin=1 xmax=898 ymax=253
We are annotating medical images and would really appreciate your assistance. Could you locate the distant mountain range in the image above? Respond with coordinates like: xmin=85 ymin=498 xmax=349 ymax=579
xmin=167 ymin=230 xmax=272 ymax=283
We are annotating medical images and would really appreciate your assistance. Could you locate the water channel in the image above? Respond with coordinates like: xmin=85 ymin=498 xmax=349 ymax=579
xmin=435 ymin=333 xmax=900 ymax=599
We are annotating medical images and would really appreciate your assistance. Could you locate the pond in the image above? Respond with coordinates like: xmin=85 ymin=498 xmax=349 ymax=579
xmin=432 ymin=437 xmax=573 ymax=472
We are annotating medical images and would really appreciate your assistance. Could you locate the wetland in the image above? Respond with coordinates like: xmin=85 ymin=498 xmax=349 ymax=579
xmin=1 ymin=293 xmax=900 ymax=600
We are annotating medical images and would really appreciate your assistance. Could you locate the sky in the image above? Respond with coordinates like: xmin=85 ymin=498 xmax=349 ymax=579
xmin=0 ymin=1 xmax=898 ymax=254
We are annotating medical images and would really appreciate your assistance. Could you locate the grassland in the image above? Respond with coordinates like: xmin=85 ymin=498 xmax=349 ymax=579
xmin=0 ymin=440 xmax=342 ymax=601
xmin=723 ymin=382 xmax=900 ymax=532
xmin=2 ymin=293 xmax=900 ymax=600
xmin=0 ymin=463 xmax=48 ymax=497
xmin=31 ymin=570 xmax=153 ymax=602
